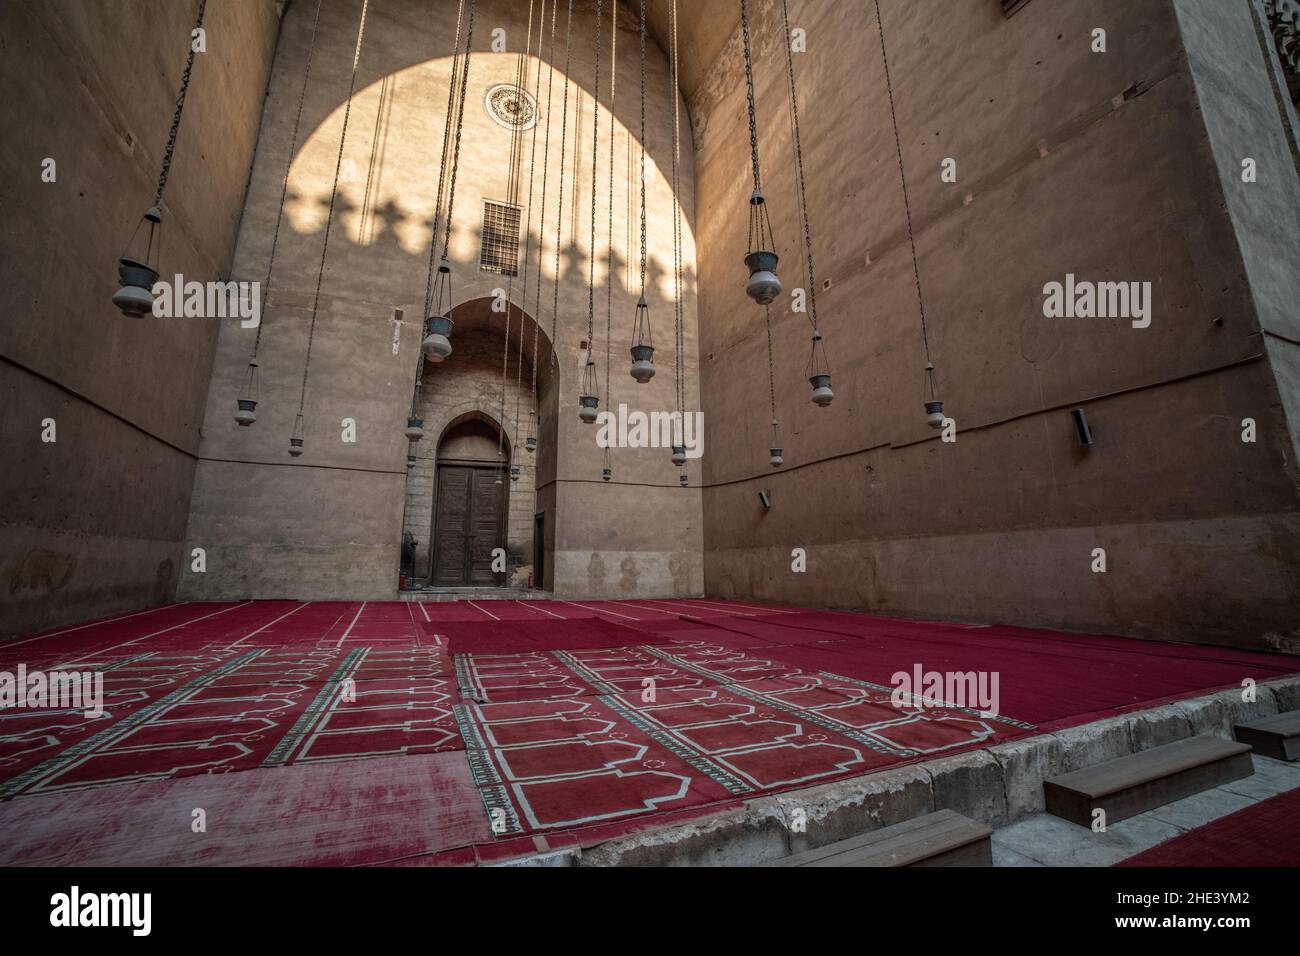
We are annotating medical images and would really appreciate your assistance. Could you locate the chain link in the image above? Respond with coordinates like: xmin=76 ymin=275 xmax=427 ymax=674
xmin=531 ymin=1 xmax=560 ymax=419
xmin=298 ymin=0 xmax=371 ymax=417
xmin=422 ymin=0 xmax=466 ymax=319
xmin=440 ymin=0 xmax=478 ymax=261
xmin=154 ymin=0 xmax=208 ymax=207
xmin=605 ymin=0 xmax=616 ymax=418
xmin=516 ymin=1 xmax=546 ymax=453
xmin=253 ymin=0 xmax=322 ymax=359
xmin=740 ymin=0 xmax=762 ymax=193
xmin=550 ymin=1 xmax=574 ymax=357
xmin=638 ymin=0 xmax=648 ymax=294
xmin=875 ymin=0 xmax=933 ymax=379
xmin=670 ymin=0 xmax=685 ymax=421
xmin=586 ymin=0 xmax=603 ymax=359
xmin=780 ymin=0 xmax=820 ymax=337
xmin=500 ymin=1 xmax=535 ymax=473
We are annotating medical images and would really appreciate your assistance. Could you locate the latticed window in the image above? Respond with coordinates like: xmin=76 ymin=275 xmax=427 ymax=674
xmin=479 ymin=200 xmax=522 ymax=276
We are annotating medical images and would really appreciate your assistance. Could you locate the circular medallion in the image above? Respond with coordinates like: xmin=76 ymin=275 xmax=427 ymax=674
xmin=485 ymin=84 xmax=538 ymax=131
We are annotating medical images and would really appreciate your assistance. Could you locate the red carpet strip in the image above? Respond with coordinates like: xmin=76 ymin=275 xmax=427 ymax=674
xmin=1116 ymin=786 xmax=1300 ymax=867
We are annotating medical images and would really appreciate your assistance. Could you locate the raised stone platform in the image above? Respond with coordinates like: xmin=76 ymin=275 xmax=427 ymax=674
xmin=504 ymin=676 xmax=1300 ymax=866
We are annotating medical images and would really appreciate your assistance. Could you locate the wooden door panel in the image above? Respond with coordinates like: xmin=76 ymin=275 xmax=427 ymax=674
xmin=468 ymin=470 xmax=502 ymax=585
xmin=433 ymin=467 xmax=471 ymax=585
xmin=434 ymin=465 xmax=504 ymax=587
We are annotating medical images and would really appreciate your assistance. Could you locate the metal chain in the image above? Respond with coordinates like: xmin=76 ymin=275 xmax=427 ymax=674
xmin=550 ymin=1 xmax=574 ymax=356
xmin=531 ymin=0 xmax=560 ymax=416
xmin=781 ymin=0 xmax=819 ymax=335
xmin=298 ymin=0 xmax=370 ymax=417
xmin=875 ymin=0 xmax=933 ymax=376
xmin=515 ymin=0 xmax=546 ymax=453
xmin=501 ymin=1 xmax=536 ymax=471
xmin=357 ymin=73 xmax=388 ymax=244
xmin=671 ymin=0 xmax=685 ymax=421
xmin=253 ymin=0 xmax=322 ymax=359
xmin=739 ymin=0 xmax=762 ymax=192
xmin=154 ymin=0 xmax=209 ymax=207
xmin=587 ymin=0 xmax=603 ymax=358
xmin=764 ymin=304 xmax=778 ymax=425
xmin=422 ymin=0 xmax=466 ymax=319
xmin=605 ymin=0 xmax=616 ymax=422
xmin=638 ymin=0 xmax=648 ymax=294
xmin=440 ymin=0 xmax=478 ymax=261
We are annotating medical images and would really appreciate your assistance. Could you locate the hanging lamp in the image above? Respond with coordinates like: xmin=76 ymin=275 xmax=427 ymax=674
xmin=808 ymin=332 xmax=833 ymax=407
xmin=289 ymin=413 xmax=305 ymax=457
xmin=235 ymin=359 xmax=259 ymax=426
xmin=924 ymin=363 xmax=944 ymax=427
xmin=628 ymin=0 xmax=656 ymax=383
xmin=745 ymin=191 xmax=781 ymax=305
xmin=405 ymin=375 xmax=426 ymax=442
xmin=113 ymin=0 xmax=207 ymax=317
xmin=602 ymin=444 xmax=612 ymax=482
xmin=423 ymin=259 xmax=455 ymax=362
xmin=740 ymin=0 xmax=780 ymax=306
xmin=630 ymin=296 xmax=655 ymax=382
xmin=679 ymin=471 xmax=688 ymax=487
xmin=769 ymin=420 xmax=783 ymax=468
xmin=671 ymin=443 xmax=687 ymax=466
xmin=113 ymin=206 xmax=163 ymax=317
xmin=578 ymin=358 xmax=600 ymax=423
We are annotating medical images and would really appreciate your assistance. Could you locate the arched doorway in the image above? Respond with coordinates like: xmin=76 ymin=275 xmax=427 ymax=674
xmin=431 ymin=415 xmax=509 ymax=586
xmin=399 ymin=295 xmax=556 ymax=591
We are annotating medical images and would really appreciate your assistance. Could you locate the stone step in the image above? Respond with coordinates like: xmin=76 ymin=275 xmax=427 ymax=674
xmin=774 ymin=809 xmax=991 ymax=867
xmin=1044 ymin=734 xmax=1254 ymax=827
xmin=1234 ymin=710 xmax=1300 ymax=761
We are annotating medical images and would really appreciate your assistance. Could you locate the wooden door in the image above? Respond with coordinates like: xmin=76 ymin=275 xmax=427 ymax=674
xmin=433 ymin=465 xmax=504 ymax=586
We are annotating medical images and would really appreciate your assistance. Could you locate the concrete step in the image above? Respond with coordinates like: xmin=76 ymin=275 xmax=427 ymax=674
xmin=1234 ymin=710 xmax=1300 ymax=761
xmin=399 ymin=588 xmax=538 ymax=603
xmin=1044 ymin=734 xmax=1254 ymax=827
xmin=775 ymin=809 xmax=992 ymax=867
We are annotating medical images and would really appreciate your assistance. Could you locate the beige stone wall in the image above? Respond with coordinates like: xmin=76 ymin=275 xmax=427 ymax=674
xmin=690 ymin=0 xmax=1300 ymax=647
xmin=181 ymin=0 xmax=703 ymax=601
xmin=401 ymin=325 xmax=539 ymax=583
xmin=0 ymin=0 xmax=281 ymax=636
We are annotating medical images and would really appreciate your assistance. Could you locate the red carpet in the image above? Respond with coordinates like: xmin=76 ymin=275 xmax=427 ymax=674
xmin=1117 ymin=787 xmax=1300 ymax=867
xmin=0 ymin=597 xmax=1295 ymax=864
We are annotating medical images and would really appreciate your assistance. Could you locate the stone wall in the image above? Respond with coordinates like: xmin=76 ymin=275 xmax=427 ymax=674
xmin=690 ymin=0 xmax=1300 ymax=647
xmin=401 ymin=326 xmax=539 ymax=583
xmin=180 ymin=0 xmax=703 ymax=602
xmin=0 ymin=0 xmax=281 ymax=636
